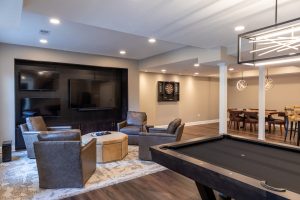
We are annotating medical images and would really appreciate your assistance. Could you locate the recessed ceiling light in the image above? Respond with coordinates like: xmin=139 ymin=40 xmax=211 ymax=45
xmin=148 ymin=38 xmax=156 ymax=43
xmin=119 ymin=50 xmax=126 ymax=55
xmin=228 ymin=68 xmax=234 ymax=71
xmin=235 ymin=26 xmax=245 ymax=31
xmin=194 ymin=63 xmax=200 ymax=67
xmin=194 ymin=72 xmax=199 ymax=75
xmin=39 ymin=39 xmax=48 ymax=44
xmin=49 ymin=18 xmax=60 ymax=25
xmin=161 ymin=69 xmax=166 ymax=73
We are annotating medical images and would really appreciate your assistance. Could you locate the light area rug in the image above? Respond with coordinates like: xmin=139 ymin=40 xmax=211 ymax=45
xmin=0 ymin=146 xmax=165 ymax=200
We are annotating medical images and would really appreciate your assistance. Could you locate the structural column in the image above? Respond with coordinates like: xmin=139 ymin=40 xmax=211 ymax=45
xmin=219 ymin=63 xmax=227 ymax=135
xmin=258 ymin=65 xmax=266 ymax=140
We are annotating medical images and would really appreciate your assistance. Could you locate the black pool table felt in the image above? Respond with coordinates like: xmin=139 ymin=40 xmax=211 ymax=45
xmin=173 ymin=138 xmax=300 ymax=194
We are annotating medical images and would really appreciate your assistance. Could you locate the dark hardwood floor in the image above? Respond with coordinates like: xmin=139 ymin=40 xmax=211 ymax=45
xmin=66 ymin=170 xmax=201 ymax=200
xmin=64 ymin=123 xmax=297 ymax=200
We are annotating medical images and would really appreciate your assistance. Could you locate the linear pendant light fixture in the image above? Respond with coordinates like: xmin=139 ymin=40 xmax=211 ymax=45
xmin=238 ymin=0 xmax=300 ymax=66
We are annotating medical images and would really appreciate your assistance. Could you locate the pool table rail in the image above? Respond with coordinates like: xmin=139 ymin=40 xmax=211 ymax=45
xmin=150 ymin=134 xmax=300 ymax=200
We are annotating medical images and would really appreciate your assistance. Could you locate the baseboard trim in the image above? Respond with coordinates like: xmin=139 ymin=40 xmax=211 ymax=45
xmin=185 ymin=119 xmax=219 ymax=127
xmin=155 ymin=119 xmax=219 ymax=128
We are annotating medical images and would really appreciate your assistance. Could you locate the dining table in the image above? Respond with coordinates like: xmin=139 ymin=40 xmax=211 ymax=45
xmin=229 ymin=109 xmax=279 ymax=132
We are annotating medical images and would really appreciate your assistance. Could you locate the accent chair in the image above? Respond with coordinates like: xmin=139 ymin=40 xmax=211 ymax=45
xmin=34 ymin=131 xmax=96 ymax=188
xmin=138 ymin=118 xmax=185 ymax=160
xmin=117 ymin=111 xmax=147 ymax=145
xmin=19 ymin=116 xmax=79 ymax=158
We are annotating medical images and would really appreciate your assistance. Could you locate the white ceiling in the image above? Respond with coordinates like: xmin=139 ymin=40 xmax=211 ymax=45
xmin=0 ymin=11 xmax=185 ymax=59
xmin=24 ymin=0 xmax=300 ymax=49
xmin=1 ymin=0 xmax=300 ymax=72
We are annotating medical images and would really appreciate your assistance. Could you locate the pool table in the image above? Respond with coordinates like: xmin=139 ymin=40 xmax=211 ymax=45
xmin=150 ymin=134 xmax=300 ymax=200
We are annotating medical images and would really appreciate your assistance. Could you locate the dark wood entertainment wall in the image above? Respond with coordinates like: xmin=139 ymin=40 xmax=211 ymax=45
xmin=14 ymin=59 xmax=128 ymax=149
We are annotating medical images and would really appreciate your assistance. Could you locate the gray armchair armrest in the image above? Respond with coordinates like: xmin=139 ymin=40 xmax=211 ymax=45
xmin=145 ymin=125 xmax=154 ymax=132
xmin=47 ymin=126 xmax=72 ymax=131
xmin=117 ymin=120 xmax=127 ymax=131
xmin=22 ymin=131 xmax=40 ymax=135
xmin=139 ymin=132 xmax=176 ymax=138
xmin=22 ymin=131 xmax=39 ymax=158
xmin=81 ymin=138 xmax=96 ymax=184
xmin=148 ymin=127 xmax=168 ymax=133
xmin=23 ymin=129 xmax=81 ymax=135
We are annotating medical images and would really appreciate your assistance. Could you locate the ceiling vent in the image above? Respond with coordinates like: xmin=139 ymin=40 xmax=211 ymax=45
xmin=40 ymin=29 xmax=50 ymax=35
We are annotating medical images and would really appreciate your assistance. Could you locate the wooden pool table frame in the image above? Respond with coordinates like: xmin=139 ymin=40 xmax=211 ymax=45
xmin=150 ymin=134 xmax=300 ymax=200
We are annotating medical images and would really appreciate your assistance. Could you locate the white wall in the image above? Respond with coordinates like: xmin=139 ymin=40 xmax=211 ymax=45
xmin=139 ymin=72 xmax=219 ymax=125
xmin=0 ymin=43 xmax=140 ymax=145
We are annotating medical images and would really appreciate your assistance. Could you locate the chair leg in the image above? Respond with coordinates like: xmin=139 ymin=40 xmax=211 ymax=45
xmin=284 ymin=120 xmax=289 ymax=142
xmin=294 ymin=122 xmax=298 ymax=139
xmin=290 ymin=121 xmax=294 ymax=140
xmin=297 ymin=122 xmax=300 ymax=146
xmin=280 ymin=124 xmax=283 ymax=135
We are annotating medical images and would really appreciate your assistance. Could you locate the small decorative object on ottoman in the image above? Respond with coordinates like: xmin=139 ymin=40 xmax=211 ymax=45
xmin=82 ymin=131 xmax=128 ymax=163
xmin=2 ymin=140 xmax=12 ymax=162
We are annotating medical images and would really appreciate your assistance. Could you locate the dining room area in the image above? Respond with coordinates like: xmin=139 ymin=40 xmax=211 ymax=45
xmin=226 ymin=65 xmax=300 ymax=146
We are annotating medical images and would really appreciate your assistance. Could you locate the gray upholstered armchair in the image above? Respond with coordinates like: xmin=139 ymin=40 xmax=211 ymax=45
xmin=139 ymin=118 xmax=185 ymax=160
xmin=117 ymin=111 xmax=147 ymax=145
xmin=34 ymin=131 xmax=96 ymax=188
xmin=19 ymin=116 xmax=79 ymax=158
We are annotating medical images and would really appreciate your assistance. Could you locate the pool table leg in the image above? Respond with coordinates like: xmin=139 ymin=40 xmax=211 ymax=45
xmin=195 ymin=181 xmax=216 ymax=200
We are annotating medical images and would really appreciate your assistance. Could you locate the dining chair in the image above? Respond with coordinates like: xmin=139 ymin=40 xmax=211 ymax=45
xmin=270 ymin=112 xmax=285 ymax=135
xmin=284 ymin=106 xmax=296 ymax=142
xmin=265 ymin=109 xmax=277 ymax=133
xmin=293 ymin=108 xmax=300 ymax=146
xmin=229 ymin=110 xmax=244 ymax=130
xmin=227 ymin=108 xmax=237 ymax=128
xmin=244 ymin=111 xmax=258 ymax=132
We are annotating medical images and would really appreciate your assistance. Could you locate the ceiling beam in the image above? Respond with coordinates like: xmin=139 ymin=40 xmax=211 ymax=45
xmin=138 ymin=46 xmax=222 ymax=69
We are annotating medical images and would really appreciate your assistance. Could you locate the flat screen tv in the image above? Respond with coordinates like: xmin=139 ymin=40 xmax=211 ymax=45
xmin=19 ymin=70 xmax=59 ymax=91
xmin=21 ymin=98 xmax=61 ymax=117
xmin=69 ymin=79 xmax=120 ymax=110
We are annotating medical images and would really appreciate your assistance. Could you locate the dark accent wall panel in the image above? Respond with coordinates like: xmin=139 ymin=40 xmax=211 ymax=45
xmin=14 ymin=59 xmax=128 ymax=149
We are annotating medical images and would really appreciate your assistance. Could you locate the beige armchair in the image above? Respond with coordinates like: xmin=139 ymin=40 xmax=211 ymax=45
xmin=34 ymin=131 xmax=96 ymax=188
xmin=19 ymin=116 xmax=80 ymax=158
xmin=117 ymin=111 xmax=147 ymax=145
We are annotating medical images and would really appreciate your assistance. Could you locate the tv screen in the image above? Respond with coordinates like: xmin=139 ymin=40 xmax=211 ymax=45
xmin=21 ymin=98 xmax=61 ymax=117
xmin=19 ymin=70 xmax=59 ymax=91
xmin=69 ymin=79 xmax=120 ymax=110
